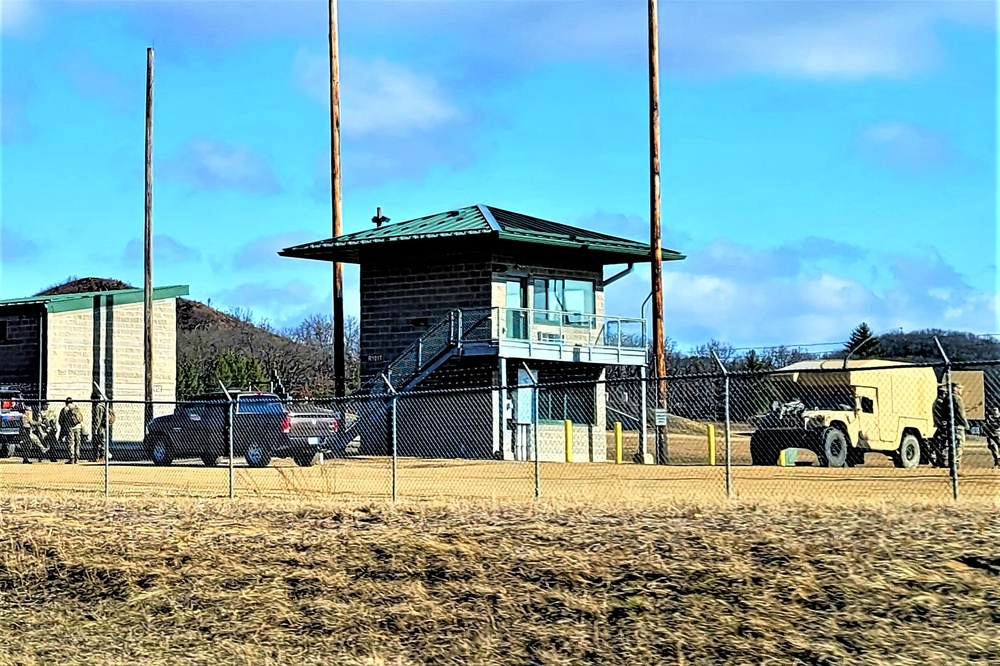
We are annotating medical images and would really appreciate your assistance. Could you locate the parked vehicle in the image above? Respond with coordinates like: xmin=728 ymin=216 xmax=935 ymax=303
xmin=0 ymin=389 xmax=26 ymax=459
xmin=143 ymin=391 xmax=346 ymax=468
xmin=749 ymin=360 xmax=956 ymax=468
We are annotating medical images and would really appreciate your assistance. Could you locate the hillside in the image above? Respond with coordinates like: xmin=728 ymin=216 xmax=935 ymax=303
xmin=35 ymin=277 xmax=260 ymax=335
xmin=35 ymin=277 xmax=346 ymax=397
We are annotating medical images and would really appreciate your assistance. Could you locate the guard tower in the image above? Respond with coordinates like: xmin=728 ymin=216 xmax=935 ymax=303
xmin=280 ymin=205 xmax=684 ymax=462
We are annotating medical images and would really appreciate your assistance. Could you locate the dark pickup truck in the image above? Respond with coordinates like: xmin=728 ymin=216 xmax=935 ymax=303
xmin=143 ymin=391 xmax=346 ymax=468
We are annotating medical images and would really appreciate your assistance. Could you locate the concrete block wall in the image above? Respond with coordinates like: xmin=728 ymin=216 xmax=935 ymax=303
xmin=0 ymin=311 xmax=42 ymax=396
xmin=46 ymin=298 xmax=177 ymax=442
xmin=360 ymin=253 xmax=493 ymax=381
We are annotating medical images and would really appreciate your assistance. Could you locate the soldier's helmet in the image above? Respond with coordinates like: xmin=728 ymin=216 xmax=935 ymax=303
xmin=65 ymin=397 xmax=73 ymax=404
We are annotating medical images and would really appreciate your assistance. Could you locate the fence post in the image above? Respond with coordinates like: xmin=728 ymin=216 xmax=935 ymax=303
xmin=614 ymin=422 xmax=623 ymax=464
xmin=381 ymin=373 xmax=397 ymax=502
xmin=711 ymin=351 xmax=733 ymax=501
xmin=934 ymin=337 xmax=959 ymax=501
xmin=94 ymin=382 xmax=110 ymax=498
xmin=218 ymin=380 xmax=234 ymax=500
xmin=103 ymin=398 xmax=110 ymax=498
xmin=522 ymin=363 xmax=540 ymax=500
xmin=637 ymin=366 xmax=649 ymax=464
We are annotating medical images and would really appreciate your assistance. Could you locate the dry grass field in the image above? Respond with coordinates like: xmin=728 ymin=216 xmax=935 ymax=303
xmin=2 ymin=431 xmax=996 ymax=505
xmin=0 ymin=497 xmax=998 ymax=665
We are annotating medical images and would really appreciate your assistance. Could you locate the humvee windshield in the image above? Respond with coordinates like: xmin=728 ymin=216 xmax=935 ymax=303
xmin=773 ymin=382 xmax=853 ymax=411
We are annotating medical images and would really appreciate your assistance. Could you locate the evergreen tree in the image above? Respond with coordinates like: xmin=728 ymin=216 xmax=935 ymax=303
xmin=844 ymin=322 xmax=883 ymax=359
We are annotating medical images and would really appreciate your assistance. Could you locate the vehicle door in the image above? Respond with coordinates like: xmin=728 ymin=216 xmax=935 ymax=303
xmin=855 ymin=386 xmax=881 ymax=446
xmin=174 ymin=401 xmax=213 ymax=457
xmin=197 ymin=401 xmax=228 ymax=459
xmin=235 ymin=395 xmax=285 ymax=454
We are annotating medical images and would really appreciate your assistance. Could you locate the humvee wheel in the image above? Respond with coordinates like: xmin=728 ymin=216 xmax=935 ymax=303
xmin=818 ymin=427 xmax=848 ymax=468
xmin=750 ymin=432 xmax=778 ymax=466
xmin=893 ymin=433 xmax=921 ymax=469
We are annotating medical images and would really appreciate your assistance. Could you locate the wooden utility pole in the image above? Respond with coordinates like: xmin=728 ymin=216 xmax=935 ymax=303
xmin=648 ymin=0 xmax=668 ymax=464
xmin=144 ymin=46 xmax=154 ymax=425
xmin=329 ymin=0 xmax=347 ymax=397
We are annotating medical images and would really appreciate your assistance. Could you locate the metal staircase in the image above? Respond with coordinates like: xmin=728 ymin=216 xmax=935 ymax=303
xmin=366 ymin=308 xmax=494 ymax=394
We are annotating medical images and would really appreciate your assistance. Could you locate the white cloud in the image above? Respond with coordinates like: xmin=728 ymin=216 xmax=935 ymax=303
xmin=162 ymin=139 xmax=282 ymax=195
xmin=662 ymin=1 xmax=994 ymax=80
xmin=605 ymin=236 xmax=995 ymax=349
xmin=293 ymin=52 xmax=461 ymax=137
xmin=856 ymin=121 xmax=954 ymax=173
xmin=0 ymin=0 xmax=38 ymax=35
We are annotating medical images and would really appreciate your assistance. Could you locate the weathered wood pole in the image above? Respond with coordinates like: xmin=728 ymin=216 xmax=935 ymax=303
xmin=144 ymin=46 xmax=154 ymax=425
xmin=648 ymin=0 xmax=668 ymax=464
xmin=329 ymin=0 xmax=347 ymax=396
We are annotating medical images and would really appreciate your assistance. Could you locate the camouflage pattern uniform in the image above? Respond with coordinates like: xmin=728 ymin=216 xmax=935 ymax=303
xmin=931 ymin=386 xmax=949 ymax=468
xmin=985 ymin=408 xmax=1000 ymax=468
xmin=59 ymin=398 xmax=84 ymax=464
xmin=19 ymin=406 xmax=44 ymax=464
xmin=91 ymin=397 xmax=113 ymax=459
xmin=933 ymin=384 xmax=968 ymax=469
xmin=35 ymin=403 xmax=58 ymax=462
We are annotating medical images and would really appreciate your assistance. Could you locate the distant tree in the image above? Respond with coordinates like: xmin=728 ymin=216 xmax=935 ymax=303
xmin=844 ymin=322 xmax=883 ymax=359
xmin=176 ymin=361 xmax=204 ymax=400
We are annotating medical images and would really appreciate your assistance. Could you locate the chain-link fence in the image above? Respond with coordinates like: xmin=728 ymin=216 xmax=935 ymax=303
xmin=1 ymin=361 xmax=998 ymax=503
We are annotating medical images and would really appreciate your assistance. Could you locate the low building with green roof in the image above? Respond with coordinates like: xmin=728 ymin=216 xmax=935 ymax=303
xmin=281 ymin=204 xmax=683 ymax=462
xmin=0 ymin=285 xmax=188 ymax=455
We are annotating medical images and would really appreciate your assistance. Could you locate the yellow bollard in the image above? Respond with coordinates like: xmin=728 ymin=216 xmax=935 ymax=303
xmin=707 ymin=424 xmax=716 ymax=466
xmin=614 ymin=422 xmax=623 ymax=464
xmin=565 ymin=420 xmax=573 ymax=463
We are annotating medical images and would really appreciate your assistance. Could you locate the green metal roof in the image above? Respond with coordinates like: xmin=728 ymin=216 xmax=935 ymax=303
xmin=0 ymin=285 xmax=189 ymax=314
xmin=280 ymin=204 xmax=685 ymax=264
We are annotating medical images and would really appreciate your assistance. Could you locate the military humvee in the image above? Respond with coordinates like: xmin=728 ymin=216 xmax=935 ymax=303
xmin=750 ymin=360 xmax=941 ymax=468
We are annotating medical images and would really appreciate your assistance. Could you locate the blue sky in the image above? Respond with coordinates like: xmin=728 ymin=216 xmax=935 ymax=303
xmin=0 ymin=0 xmax=996 ymax=350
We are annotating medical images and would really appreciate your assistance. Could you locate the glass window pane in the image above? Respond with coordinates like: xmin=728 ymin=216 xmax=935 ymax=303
xmin=533 ymin=279 xmax=547 ymax=310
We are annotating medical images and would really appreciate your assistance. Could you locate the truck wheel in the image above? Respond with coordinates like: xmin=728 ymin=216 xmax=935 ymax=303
xmin=150 ymin=436 xmax=174 ymax=466
xmin=245 ymin=442 xmax=272 ymax=468
xmin=818 ymin=427 xmax=848 ymax=468
xmin=750 ymin=432 xmax=777 ymax=466
xmin=2 ymin=439 xmax=15 ymax=459
xmin=201 ymin=454 xmax=219 ymax=467
xmin=893 ymin=434 xmax=921 ymax=469
xmin=292 ymin=450 xmax=317 ymax=467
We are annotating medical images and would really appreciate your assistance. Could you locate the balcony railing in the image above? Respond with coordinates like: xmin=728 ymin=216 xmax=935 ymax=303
xmin=496 ymin=308 xmax=647 ymax=350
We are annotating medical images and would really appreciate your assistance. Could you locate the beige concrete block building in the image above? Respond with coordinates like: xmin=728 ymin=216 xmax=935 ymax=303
xmin=0 ymin=286 xmax=187 ymax=441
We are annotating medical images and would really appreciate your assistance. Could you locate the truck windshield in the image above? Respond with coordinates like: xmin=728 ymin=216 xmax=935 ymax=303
xmin=775 ymin=384 xmax=853 ymax=411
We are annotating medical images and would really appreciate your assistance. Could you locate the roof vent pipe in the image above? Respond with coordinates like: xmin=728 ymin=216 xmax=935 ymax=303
xmin=372 ymin=207 xmax=390 ymax=229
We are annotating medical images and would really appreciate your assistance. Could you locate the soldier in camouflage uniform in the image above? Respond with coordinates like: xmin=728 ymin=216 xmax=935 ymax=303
xmin=91 ymin=390 xmax=114 ymax=460
xmin=931 ymin=384 xmax=949 ymax=468
xmin=58 ymin=397 xmax=84 ymax=464
xmin=19 ymin=405 xmax=44 ymax=464
xmin=932 ymin=382 xmax=969 ymax=469
xmin=984 ymin=406 xmax=1000 ymax=469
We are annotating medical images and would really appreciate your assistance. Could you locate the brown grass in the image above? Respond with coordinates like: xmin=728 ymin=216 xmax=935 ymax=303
xmin=1 ymin=497 xmax=998 ymax=665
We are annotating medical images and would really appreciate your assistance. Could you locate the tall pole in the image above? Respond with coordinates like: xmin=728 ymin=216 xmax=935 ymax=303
xmin=329 ymin=0 xmax=347 ymax=397
xmin=144 ymin=47 xmax=154 ymax=427
xmin=648 ymin=0 xmax=668 ymax=464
